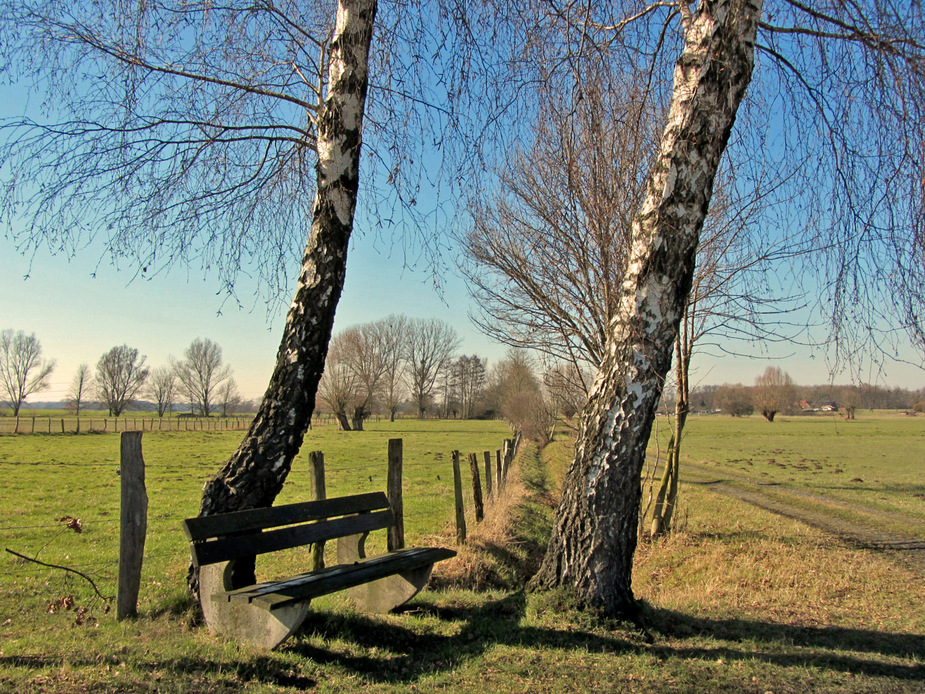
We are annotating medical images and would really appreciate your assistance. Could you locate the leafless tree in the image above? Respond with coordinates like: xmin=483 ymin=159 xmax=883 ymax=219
xmin=404 ymin=318 xmax=459 ymax=418
xmin=453 ymin=355 xmax=487 ymax=419
xmin=147 ymin=365 xmax=177 ymax=418
xmin=489 ymin=349 xmax=555 ymax=443
xmin=544 ymin=362 xmax=590 ymax=421
xmin=318 ymin=332 xmax=360 ymax=431
xmin=216 ymin=378 xmax=242 ymax=417
xmin=462 ymin=68 xmax=654 ymax=378
xmin=378 ymin=315 xmax=409 ymax=422
xmin=463 ymin=51 xmax=801 ymax=539
xmin=96 ymin=345 xmax=148 ymax=417
xmin=0 ymin=329 xmax=55 ymax=416
xmin=67 ymin=363 xmax=92 ymax=427
xmin=714 ymin=383 xmax=754 ymax=417
xmin=340 ymin=323 xmax=389 ymax=430
xmin=174 ymin=338 xmax=232 ymax=417
xmin=753 ymin=366 xmax=796 ymax=422
xmin=533 ymin=0 xmax=925 ymax=620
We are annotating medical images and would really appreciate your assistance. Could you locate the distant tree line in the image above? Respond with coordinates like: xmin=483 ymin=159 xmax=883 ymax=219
xmin=686 ymin=371 xmax=925 ymax=420
xmin=0 ymin=329 xmax=245 ymax=418
xmin=316 ymin=315 xmax=559 ymax=441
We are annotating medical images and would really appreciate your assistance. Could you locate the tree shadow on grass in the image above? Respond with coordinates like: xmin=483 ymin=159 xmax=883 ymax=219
xmin=643 ymin=604 xmax=924 ymax=681
xmin=281 ymin=592 xmax=924 ymax=686
xmin=2 ymin=595 xmax=922 ymax=689
xmin=286 ymin=591 xmax=640 ymax=684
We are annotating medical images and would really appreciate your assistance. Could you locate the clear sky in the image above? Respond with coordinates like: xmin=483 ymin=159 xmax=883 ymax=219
xmin=1 ymin=31 xmax=922 ymax=406
xmin=4 ymin=221 xmax=923 ymax=406
xmin=1 ymin=228 xmax=512 ymax=402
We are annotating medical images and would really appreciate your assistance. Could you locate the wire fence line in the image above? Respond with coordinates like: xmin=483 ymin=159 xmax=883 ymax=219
xmin=0 ymin=415 xmax=253 ymax=435
xmin=0 ymin=412 xmax=416 ymax=435
xmin=0 ymin=432 xmax=522 ymax=591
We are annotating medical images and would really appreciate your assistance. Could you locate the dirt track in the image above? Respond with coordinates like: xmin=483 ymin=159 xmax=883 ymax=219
xmin=684 ymin=463 xmax=925 ymax=577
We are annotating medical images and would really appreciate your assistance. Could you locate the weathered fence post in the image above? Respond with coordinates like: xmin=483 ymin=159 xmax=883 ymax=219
xmin=502 ymin=439 xmax=514 ymax=480
xmin=452 ymin=451 xmax=467 ymax=544
xmin=483 ymin=451 xmax=493 ymax=498
xmin=308 ymin=450 xmax=326 ymax=571
xmin=468 ymin=453 xmax=484 ymax=522
xmin=118 ymin=431 xmax=148 ymax=620
xmin=387 ymin=438 xmax=404 ymax=551
xmin=496 ymin=450 xmax=503 ymax=490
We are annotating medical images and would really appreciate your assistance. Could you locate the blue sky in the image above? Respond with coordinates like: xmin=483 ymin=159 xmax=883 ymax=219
xmin=1 ymin=227 xmax=509 ymax=401
xmin=1 ymin=6 xmax=922 ymax=406
xmin=4 ymin=221 xmax=923 ymax=405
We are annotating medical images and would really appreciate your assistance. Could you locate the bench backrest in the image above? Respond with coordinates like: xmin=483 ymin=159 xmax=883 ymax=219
xmin=182 ymin=492 xmax=393 ymax=567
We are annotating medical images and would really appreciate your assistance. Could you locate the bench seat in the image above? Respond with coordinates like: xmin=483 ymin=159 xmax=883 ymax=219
xmin=221 ymin=546 xmax=457 ymax=610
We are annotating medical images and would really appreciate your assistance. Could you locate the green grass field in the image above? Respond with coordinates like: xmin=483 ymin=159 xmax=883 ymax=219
xmin=0 ymin=414 xmax=923 ymax=692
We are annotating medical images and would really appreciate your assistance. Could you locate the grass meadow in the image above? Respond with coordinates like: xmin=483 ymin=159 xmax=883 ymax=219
xmin=0 ymin=413 xmax=923 ymax=692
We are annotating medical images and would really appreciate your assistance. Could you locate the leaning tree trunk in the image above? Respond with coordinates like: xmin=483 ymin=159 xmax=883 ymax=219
xmin=193 ymin=0 xmax=377 ymax=582
xmin=531 ymin=0 xmax=762 ymax=619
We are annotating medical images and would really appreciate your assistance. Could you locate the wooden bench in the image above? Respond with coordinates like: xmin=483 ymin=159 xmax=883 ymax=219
xmin=182 ymin=491 xmax=456 ymax=649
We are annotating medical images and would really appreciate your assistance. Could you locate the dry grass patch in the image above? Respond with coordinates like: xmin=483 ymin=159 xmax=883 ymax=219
xmin=431 ymin=445 xmax=550 ymax=591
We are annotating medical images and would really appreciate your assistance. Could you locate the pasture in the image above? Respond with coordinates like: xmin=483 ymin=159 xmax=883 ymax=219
xmin=0 ymin=414 xmax=923 ymax=692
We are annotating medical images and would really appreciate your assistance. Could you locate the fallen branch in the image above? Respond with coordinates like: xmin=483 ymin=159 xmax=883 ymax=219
xmin=5 ymin=548 xmax=112 ymax=604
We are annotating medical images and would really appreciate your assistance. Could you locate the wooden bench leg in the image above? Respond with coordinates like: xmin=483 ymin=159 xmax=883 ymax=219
xmin=199 ymin=560 xmax=310 ymax=650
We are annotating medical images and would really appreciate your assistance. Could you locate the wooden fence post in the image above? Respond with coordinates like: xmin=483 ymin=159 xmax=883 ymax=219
xmin=452 ymin=451 xmax=467 ymax=544
xmin=118 ymin=431 xmax=147 ymax=620
xmin=308 ymin=450 xmax=326 ymax=571
xmin=387 ymin=438 xmax=404 ymax=551
xmin=502 ymin=439 xmax=513 ymax=480
xmin=496 ymin=450 xmax=503 ymax=490
xmin=468 ymin=453 xmax=484 ymax=523
xmin=483 ymin=451 xmax=493 ymax=499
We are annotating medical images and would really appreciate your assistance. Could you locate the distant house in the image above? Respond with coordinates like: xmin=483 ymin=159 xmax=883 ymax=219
xmin=820 ymin=401 xmax=838 ymax=412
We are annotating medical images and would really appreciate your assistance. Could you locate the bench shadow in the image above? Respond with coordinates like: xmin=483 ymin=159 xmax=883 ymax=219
xmin=3 ymin=596 xmax=921 ymax=688
xmin=287 ymin=591 xmax=638 ymax=683
xmin=282 ymin=593 xmax=924 ymax=685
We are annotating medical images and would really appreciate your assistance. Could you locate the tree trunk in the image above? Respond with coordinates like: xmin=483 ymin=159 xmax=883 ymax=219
xmin=531 ymin=0 xmax=762 ymax=619
xmin=192 ymin=0 xmax=377 ymax=589
xmin=333 ymin=410 xmax=352 ymax=431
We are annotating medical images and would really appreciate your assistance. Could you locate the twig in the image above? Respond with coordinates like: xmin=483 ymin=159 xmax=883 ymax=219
xmin=5 ymin=548 xmax=113 ymax=603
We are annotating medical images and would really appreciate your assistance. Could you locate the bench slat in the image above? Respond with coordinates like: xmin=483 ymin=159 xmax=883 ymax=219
xmin=220 ymin=546 xmax=458 ymax=610
xmin=190 ymin=509 xmax=393 ymax=567
xmin=182 ymin=492 xmax=389 ymax=541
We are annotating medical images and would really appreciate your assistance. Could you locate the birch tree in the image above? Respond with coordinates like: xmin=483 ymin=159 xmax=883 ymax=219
xmin=531 ymin=0 xmax=925 ymax=619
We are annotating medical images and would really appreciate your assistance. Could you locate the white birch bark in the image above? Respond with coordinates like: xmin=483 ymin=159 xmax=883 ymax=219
xmin=194 ymin=0 xmax=377 ymax=532
xmin=532 ymin=0 xmax=764 ymax=618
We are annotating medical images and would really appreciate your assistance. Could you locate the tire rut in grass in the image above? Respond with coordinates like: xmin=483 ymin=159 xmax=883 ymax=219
xmin=685 ymin=466 xmax=925 ymax=577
